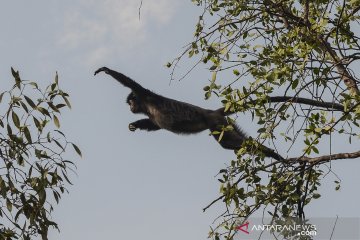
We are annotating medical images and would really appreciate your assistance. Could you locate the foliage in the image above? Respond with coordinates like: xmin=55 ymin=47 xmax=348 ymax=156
xmin=171 ymin=0 xmax=360 ymax=239
xmin=0 ymin=68 xmax=81 ymax=240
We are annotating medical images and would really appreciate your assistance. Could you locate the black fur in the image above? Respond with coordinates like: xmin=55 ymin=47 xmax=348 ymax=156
xmin=94 ymin=67 xmax=284 ymax=161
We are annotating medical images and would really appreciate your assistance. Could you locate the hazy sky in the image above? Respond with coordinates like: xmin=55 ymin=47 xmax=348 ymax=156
xmin=0 ymin=1 xmax=359 ymax=240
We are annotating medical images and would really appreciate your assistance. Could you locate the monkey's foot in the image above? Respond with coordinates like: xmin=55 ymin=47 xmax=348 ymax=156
xmin=128 ymin=123 xmax=137 ymax=132
xmin=94 ymin=67 xmax=110 ymax=76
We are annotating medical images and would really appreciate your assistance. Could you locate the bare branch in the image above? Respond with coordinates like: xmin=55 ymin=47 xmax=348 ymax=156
xmin=220 ymin=96 xmax=344 ymax=114
xmin=203 ymin=195 xmax=224 ymax=212
xmin=288 ymin=150 xmax=360 ymax=163
xmin=138 ymin=0 xmax=143 ymax=20
xmin=266 ymin=96 xmax=344 ymax=111
xmin=303 ymin=0 xmax=310 ymax=25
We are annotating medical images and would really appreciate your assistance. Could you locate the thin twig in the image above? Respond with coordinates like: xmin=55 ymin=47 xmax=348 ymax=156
xmin=203 ymin=195 xmax=224 ymax=212
xmin=266 ymin=96 xmax=344 ymax=111
xmin=139 ymin=0 xmax=143 ymax=20
xmin=287 ymin=150 xmax=360 ymax=163
xmin=329 ymin=215 xmax=339 ymax=240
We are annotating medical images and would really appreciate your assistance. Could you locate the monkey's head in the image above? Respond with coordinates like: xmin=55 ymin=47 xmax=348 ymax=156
xmin=126 ymin=92 xmax=143 ymax=113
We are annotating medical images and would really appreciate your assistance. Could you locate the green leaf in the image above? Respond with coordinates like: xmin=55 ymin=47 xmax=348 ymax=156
xmin=62 ymin=96 xmax=72 ymax=109
xmin=47 ymin=132 xmax=51 ymax=142
xmin=24 ymin=95 xmax=37 ymax=108
xmin=209 ymin=65 xmax=217 ymax=70
xmin=55 ymin=71 xmax=59 ymax=84
xmin=54 ymin=129 xmax=66 ymax=137
xmin=188 ymin=49 xmax=194 ymax=57
xmin=0 ymin=92 xmax=4 ymax=103
xmin=314 ymin=128 xmax=322 ymax=133
xmin=33 ymin=117 xmax=42 ymax=131
xmin=203 ymin=86 xmax=210 ymax=91
xmin=62 ymin=170 xmax=73 ymax=184
xmin=15 ymin=208 xmax=23 ymax=222
xmin=24 ymin=126 xmax=32 ymax=143
xmin=20 ymin=101 xmax=29 ymax=113
xmin=37 ymin=107 xmax=51 ymax=117
xmin=56 ymin=103 xmax=67 ymax=109
xmin=29 ymin=82 xmax=38 ymax=89
xmin=243 ymin=31 xmax=248 ymax=39
xmin=12 ymin=111 xmax=21 ymax=128
xmin=11 ymin=67 xmax=21 ymax=89
xmin=53 ymin=115 xmax=60 ymax=128
xmin=218 ymin=131 xmax=224 ymax=142
xmin=224 ymin=102 xmax=231 ymax=112
xmin=50 ymin=83 xmax=57 ymax=92
xmin=6 ymin=198 xmax=12 ymax=212
xmin=292 ymin=79 xmax=299 ymax=89
xmin=7 ymin=124 xmax=13 ymax=136
xmin=53 ymin=190 xmax=60 ymax=203
xmin=233 ymin=69 xmax=240 ymax=76
xmin=48 ymin=102 xmax=60 ymax=113
xmin=257 ymin=128 xmax=266 ymax=133
xmin=11 ymin=67 xmax=17 ymax=78
xmin=312 ymin=146 xmax=319 ymax=154
xmin=39 ymin=189 xmax=46 ymax=206
xmin=205 ymin=91 xmax=211 ymax=100
xmin=212 ymin=72 xmax=217 ymax=81
xmin=54 ymin=139 xmax=64 ymax=151
xmin=72 ymin=143 xmax=82 ymax=157
xmin=313 ymin=193 xmax=321 ymax=199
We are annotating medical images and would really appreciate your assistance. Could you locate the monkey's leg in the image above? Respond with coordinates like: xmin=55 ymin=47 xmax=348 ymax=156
xmin=211 ymin=129 xmax=245 ymax=150
xmin=129 ymin=119 xmax=160 ymax=132
xmin=211 ymin=126 xmax=284 ymax=161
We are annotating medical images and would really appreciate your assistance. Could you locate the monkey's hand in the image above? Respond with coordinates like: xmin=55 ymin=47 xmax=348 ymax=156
xmin=128 ymin=123 xmax=137 ymax=132
xmin=94 ymin=67 xmax=110 ymax=76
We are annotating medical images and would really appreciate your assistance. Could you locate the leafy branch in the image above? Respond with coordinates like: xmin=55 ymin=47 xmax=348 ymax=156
xmin=0 ymin=68 xmax=81 ymax=240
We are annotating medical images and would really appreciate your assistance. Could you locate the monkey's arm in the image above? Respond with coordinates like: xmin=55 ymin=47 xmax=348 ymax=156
xmin=129 ymin=119 xmax=161 ymax=132
xmin=94 ymin=67 xmax=146 ymax=92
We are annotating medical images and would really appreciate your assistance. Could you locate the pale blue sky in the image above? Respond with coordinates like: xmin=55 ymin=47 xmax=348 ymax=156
xmin=0 ymin=1 xmax=359 ymax=240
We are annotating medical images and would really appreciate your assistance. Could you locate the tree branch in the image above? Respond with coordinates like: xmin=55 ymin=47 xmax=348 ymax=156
xmin=203 ymin=195 xmax=224 ymax=212
xmin=265 ymin=96 xmax=344 ymax=111
xmin=264 ymin=0 xmax=360 ymax=95
xmin=138 ymin=0 xmax=143 ymax=20
xmin=202 ymin=149 xmax=360 ymax=213
xmin=287 ymin=150 xmax=360 ymax=164
xmin=220 ymin=96 xmax=344 ymax=116
xmin=303 ymin=0 xmax=310 ymax=25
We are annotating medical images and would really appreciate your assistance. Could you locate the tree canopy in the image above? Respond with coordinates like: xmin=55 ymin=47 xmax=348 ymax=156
xmin=0 ymin=69 xmax=81 ymax=240
xmin=169 ymin=0 xmax=360 ymax=238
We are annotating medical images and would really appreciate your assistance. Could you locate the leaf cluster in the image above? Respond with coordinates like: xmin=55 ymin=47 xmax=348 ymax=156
xmin=0 ymin=68 xmax=81 ymax=240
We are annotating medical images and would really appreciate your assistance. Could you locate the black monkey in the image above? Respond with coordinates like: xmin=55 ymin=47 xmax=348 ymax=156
xmin=94 ymin=67 xmax=284 ymax=161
